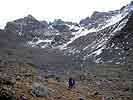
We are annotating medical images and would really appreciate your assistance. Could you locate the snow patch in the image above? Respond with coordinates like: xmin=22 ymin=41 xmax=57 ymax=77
xmin=115 ymin=62 xmax=121 ymax=64
xmin=18 ymin=32 xmax=23 ymax=36
xmin=113 ymin=18 xmax=129 ymax=32
xmin=99 ymin=13 xmax=127 ymax=31
xmin=59 ymin=27 xmax=97 ymax=49
xmin=67 ymin=24 xmax=79 ymax=31
xmin=83 ymin=46 xmax=105 ymax=60
xmin=95 ymin=58 xmax=102 ymax=63
xmin=92 ymin=47 xmax=104 ymax=56
xmin=83 ymin=46 xmax=89 ymax=50
xmin=59 ymin=11 xmax=129 ymax=50
xmin=28 ymin=37 xmax=53 ymax=47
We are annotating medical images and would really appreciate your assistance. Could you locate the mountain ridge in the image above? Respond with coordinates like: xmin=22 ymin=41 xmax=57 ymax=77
xmin=0 ymin=1 xmax=133 ymax=65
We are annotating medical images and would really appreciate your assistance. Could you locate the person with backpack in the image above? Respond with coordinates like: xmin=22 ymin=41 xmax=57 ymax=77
xmin=68 ymin=77 xmax=75 ymax=89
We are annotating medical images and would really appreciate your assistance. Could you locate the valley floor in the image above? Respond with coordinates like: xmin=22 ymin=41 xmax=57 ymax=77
xmin=0 ymin=59 xmax=132 ymax=100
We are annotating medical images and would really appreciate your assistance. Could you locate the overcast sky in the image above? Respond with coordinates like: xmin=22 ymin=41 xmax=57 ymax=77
xmin=0 ymin=0 xmax=131 ymax=28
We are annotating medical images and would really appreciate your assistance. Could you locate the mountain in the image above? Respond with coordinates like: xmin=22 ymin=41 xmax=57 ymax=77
xmin=4 ymin=16 xmax=80 ymax=48
xmin=0 ymin=2 xmax=133 ymax=100
xmin=62 ymin=2 xmax=133 ymax=65
xmin=5 ymin=14 xmax=49 ymax=34
xmin=3 ymin=2 xmax=133 ymax=66
xmin=4 ymin=15 xmax=49 ymax=43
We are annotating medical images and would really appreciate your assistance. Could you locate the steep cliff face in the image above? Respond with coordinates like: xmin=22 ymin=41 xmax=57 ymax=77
xmin=61 ymin=2 xmax=133 ymax=65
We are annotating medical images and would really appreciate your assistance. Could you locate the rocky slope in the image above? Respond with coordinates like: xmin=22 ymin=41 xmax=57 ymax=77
xmin=62 ymin=2 xmax=133 ymax=65
xmin=0 ymin=60 xmax=104 ymax=100
xmin=4 ymin=16 xmax=79 ymax=48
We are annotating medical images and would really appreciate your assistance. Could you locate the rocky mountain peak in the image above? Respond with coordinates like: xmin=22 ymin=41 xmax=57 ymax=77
xmin=120 ymin=1 xmax=133 ymax=13
xmin=26 ymin=14 xmax=35 ymax=19
xmin=12 ymin=14 xmax=39 ymax=25
xmin=129 ymin=1 xmax=133 ymax=6
xmin=52 ymin=19 xmax=64 ymax=25
xmin=4 ymin=14 xmax=48 ymax=36
xmin=80 ymin=2 xmax=133 ymax=29
xmin=90 ymin=11 xmax=106 ymax=18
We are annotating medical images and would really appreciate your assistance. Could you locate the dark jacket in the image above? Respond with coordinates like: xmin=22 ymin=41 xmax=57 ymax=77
xmin=68 ymin=78 xmax=75 ymax=88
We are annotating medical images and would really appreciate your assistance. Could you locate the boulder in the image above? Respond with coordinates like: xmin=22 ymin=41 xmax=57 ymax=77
xmin=0 ymin=85 xmax=16 ymax=100
xmin=31 ymin=83 xmax=54 ymax=97
xmin=0 ymin=76 xmax=16 ymax=86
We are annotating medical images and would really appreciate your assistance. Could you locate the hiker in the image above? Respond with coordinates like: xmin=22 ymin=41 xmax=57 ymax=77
xmin=79 ymin=97 xmax=84 ymax=100
xmin=68 ymin=77 xmax=75 ymax=89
